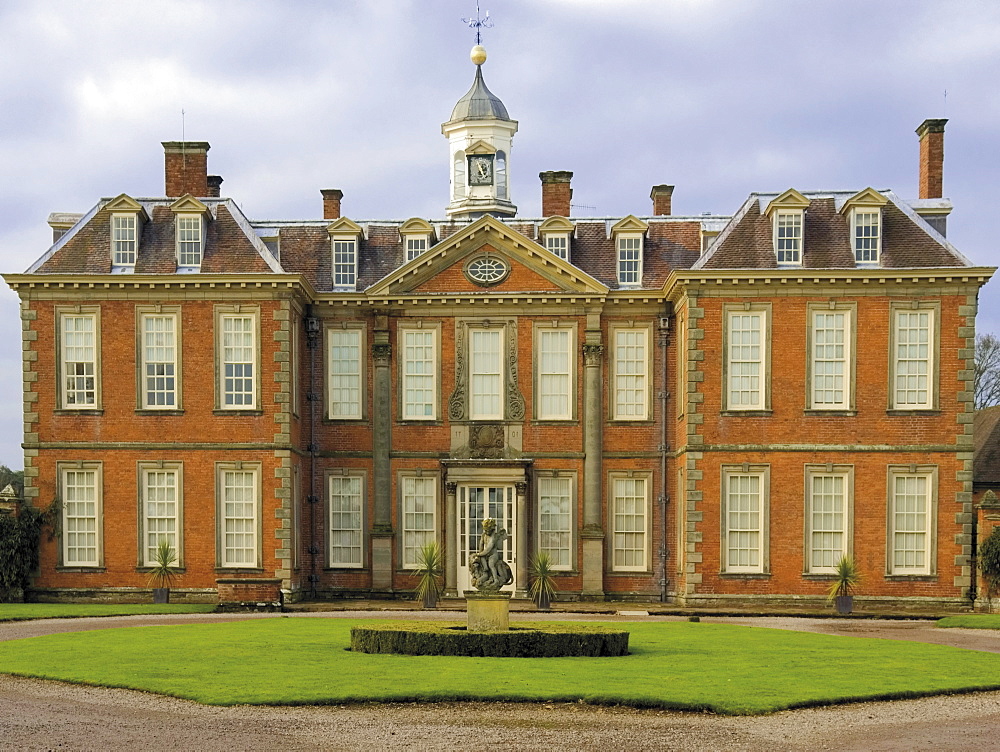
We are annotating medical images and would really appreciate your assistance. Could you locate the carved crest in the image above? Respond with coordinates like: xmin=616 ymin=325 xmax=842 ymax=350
xmin=469 ymin=424 xmax=505 ymax=458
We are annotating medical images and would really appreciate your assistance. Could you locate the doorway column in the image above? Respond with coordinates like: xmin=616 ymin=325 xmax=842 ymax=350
xmin=581 ymin=313 xmax=605 ymax=598
xmin=370 ymin=320 xmax=393 ymax=591
xmin=515 ymin=480 xmax=528 ymax=598
xmin=445 ymin=481 xmax=458 ymax=596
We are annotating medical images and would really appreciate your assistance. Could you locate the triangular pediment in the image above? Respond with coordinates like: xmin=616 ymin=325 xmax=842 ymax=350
xmin=169 ymin=194 xmax=210 ymax=215
xmin=765 ymin=188 xmax=810 ymax=216
xmin=610 ymin=215 xmax=648 ymax=236
xmin=366 ymin=215 xmax=608 ymax=297
xmin=840 ymin=187 xmax=888 ymax=214
xmin=327 ymin=217 xmax=363 ymax=237
xmin=465 ymin=139 xmax=497 ymax=155
xmin=104 ymin=194 xmax=149 ymax=221
xmin=399 ymin=217 xmax=436 ymax=243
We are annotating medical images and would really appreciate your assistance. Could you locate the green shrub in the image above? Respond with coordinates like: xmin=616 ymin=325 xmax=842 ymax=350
xmin=980 ymin=527 xmax=1000 ymax=611
xmin=0 ymin=503 xmax=58 ymax=603
xmin=350 ymin=622 xmax=630 ymax=657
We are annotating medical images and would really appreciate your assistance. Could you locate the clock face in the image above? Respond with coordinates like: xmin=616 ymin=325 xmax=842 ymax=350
xmin=468 ymin=155 xmax=494 ymax=186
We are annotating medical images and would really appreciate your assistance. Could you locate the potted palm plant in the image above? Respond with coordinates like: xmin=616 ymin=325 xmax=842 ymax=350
xmin=528 ymin=551 xmax=558 ymax=610
xmin=414 ymin=541 xmax=443 ymax=609
xmin=147 ymin=539 xmax=177 ymax=604
xmin=827 ymin=554 xmax=861 ymax=615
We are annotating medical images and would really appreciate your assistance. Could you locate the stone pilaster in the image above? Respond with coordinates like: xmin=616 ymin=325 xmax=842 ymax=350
xmin=445 ymin=481 xmax=458 ymax=596
xmin=371 ymin=319 xmax=393 ymax=591
xmin=581 ymin=314 xmax=605 ymax=598
xmin=515 ymin=480 xmax=528 ymax=597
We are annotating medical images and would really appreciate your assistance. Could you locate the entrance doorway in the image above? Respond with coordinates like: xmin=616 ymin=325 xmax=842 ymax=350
xmin=457 ymin=485 xmax=516 ymax=594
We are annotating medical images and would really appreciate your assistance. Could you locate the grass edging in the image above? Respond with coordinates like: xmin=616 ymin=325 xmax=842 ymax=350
xmin=0 ymin=604 xmax=217 ymax=622
xmin=351 ymin=622 xmax=629 ymax=657
xmin=937 ymin=614 xmax=1000 ymax=629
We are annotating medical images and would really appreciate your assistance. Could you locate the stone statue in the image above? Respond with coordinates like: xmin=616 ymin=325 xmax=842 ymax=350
xmin=469 ymin=517 xmax=513 ymax=592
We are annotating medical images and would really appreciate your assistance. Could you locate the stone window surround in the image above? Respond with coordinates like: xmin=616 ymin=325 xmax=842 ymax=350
xmin=136 ymin=460 xmax=185 ymax=569
xmin=215 ymin=460 xmax=263 ymax=571
xmin=802 ymin=463 xmax=854 ymax=575
xmin=448 ymin=317 xmax=525 ymax=423
xmin=326 ymin=468 xmax=368 ymax=570
xmin=57 ymin=460 xmax=104 ymax=570
xmin=721 ymin=302 xmax=772 ymax=414
xmin=325 ymin=321 xmax=367 ymax=421
xmin=536 ymin=470 xmax=577 ymax=572
xmin=214 ymin=304 xmax=261 ymax=413
xmin=885 ymin=464 xmax=938 ymax=577
xmin=607 ymin=470 xmax=653 ymax=573
xmin=397 ymin=321 xmax=441 ymax=422
xmin=55 ymin=305 xmax=102 ymax=412
xmin=888 ymin=300 xmax=940 ymax=412
xmin=607 ymin=321 xmax=653 ymax=422
xmin=533 ymin=320 xmax=577 ymax=422
xmin=396 ymin=469 xmax=441 ymax=570
xmin=135 ymin=305 xmax=183 ymax=412
xmin=720 ymin=463 xmax=771 ymax=576
xmin=805 ymin=301 xmax=857 ymax=413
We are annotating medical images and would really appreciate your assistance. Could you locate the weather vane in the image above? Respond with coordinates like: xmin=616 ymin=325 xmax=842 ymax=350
xmin=462 ymin=2 xmax=493 ymax=45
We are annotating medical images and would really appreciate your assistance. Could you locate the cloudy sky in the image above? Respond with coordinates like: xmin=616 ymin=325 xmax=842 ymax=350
xmin=1 ymin=0 xmax=999 ymax=469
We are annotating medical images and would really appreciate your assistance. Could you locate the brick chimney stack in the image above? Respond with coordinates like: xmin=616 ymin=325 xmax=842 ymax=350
xmin=162 ymin=141 xmax=210 ymax=197
xmin=207 ymin=175 xmax=224 ymax=198
xmin=321 ymin=189 xmax=344 ymax=220
xmin=916 ymin=119 xmax=947 ymax=199
xmin=539 ymin=171 xmax=573 ymax=217
xmin=650 ymin=185 xmax=674 ymax=216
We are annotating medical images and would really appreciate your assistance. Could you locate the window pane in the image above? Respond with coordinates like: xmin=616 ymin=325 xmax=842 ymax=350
xmin=854 ymin=211 xmax=880 ymax=262
xmin=728 ymin=313 xmax=763 ymax=409
xmin=538 ymin=329 xmax=571 ymax=419
xmin=617 ymin=237 xmax=642 ymax=285
xmin=402 ymin=476 xmax=435 ymax=567
xmin=894 ymin=311 xmax=932 ymax=408
xmin=539 ymin=477 xmax=572 ymax=568
xmin=64 ymin=469 xmax=98 ymax=565
xmin=809 ymin=474 xmax=845 ymax=570
xmin=470 ymin=329 xmax=502 ymax=419
xmin=112 ymin=215 xmax=136 ymax=266
xmin=811 ymin=312 xmax=848 ymax=408
xmin=143 ymin=315 xmax=177 ymax=408
xmin=402 ymin=330 xmax=435 ymax=419
xmin=329 ymin=330 xmax=362 ymax=418
xmin=62 ymin=314 xmax=96 ymax=406
xmin=223 ymin=470 xmax=256 ymax=566
xmin=330 ymin=476 xmax=363 ymax=566
xmin=775 ymin=213 xmax=801 ymax=264
xmin=177 ymin=216 xmax=202 ymax=266
xmin=893 ymin=474 xmax=928 ymax=571
xmin=333 ymin=240 xmax=357 ymax=287
xmin=614 ymin=329 xmax=646 ymax=419
xmin=726 ymin=473 xmax=761 ymax=571
xmin=144 ymin=469 xmax=178 ymax=566
xmin=613 ymin=477 xmax=646 ymax=569
xmin=222 ymin=315 xmax=255 ymax=407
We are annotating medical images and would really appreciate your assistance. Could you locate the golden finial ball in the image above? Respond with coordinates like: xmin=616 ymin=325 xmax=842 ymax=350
xmin=470 ymin=45 xmax=487 ymax=65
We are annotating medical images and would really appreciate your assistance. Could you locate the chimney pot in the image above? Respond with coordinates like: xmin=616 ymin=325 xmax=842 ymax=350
xmin=650 ymin=184 xmax=674 ymax=216
xmin=322 ymin=189 xmax=344 ymax=220
xmin=539 ymin=171 xmax=573 ymax=217
xmin=207 ymin=175 xmax=224 ymax=198
xmin=162 ymin=141 xmax=210 ymax=197
xmin=916 ymin=118 xmax=947 ymax=199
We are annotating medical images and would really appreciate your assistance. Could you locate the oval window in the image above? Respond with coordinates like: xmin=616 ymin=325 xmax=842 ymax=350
xmin=466 ymin=255 xmax=510 ymax=286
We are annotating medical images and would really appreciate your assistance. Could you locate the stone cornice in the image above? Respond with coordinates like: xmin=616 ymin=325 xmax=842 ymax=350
xmin=4 ymin=273 xmax=318 ymax=300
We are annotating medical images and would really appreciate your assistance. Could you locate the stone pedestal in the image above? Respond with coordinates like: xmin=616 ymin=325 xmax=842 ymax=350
xmin=465 ymin=591 xmax=512 ymax=631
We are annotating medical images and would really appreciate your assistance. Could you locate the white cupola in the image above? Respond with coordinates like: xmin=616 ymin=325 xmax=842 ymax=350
xmin=442 ymin=45 xmax=518 ymax=219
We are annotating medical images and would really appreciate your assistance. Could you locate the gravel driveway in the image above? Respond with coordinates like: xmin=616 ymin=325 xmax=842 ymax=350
xmin=1 ymin=612 xmax=999 ymax=751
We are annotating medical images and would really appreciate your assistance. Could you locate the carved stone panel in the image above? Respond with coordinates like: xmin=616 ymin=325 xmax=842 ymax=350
xmin=469 ymin=423 xmax=505 ymax=459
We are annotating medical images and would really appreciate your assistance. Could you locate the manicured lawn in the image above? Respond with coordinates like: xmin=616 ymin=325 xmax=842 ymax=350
xmin=1 ymin=619 xmax=1000 ymax=714
xmin=937 ymin=614 xmax=1000 ymax=629
xmin=0 ymin=604 xmax=216 ymax=622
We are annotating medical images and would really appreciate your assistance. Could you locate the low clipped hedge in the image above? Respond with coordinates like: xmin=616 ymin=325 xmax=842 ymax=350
xmin=350 ymin=622 xmax=630 ymax=657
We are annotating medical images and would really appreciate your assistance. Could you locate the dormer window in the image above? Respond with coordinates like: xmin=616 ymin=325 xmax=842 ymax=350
xmin=399 ymin=218 xmax=437 ymax=264
xmin=176 ymin=215 xmax=203 ymax=266
xmin=169 ymin=195 xmax=209 ymax=272
xmin=840 ymin=188 xmax=888 ymax=266
xmin=610 ymin=216 xmax=648 ymax=287
xmin=538 ymin=216 xmax=574 ymax=262
xmin=764 ymin=189 xmax=810 ymax=267
xmin=112 ymin=214 xmax=137 ymax=266
xmin=774 ymin=212 xmax=803 ymax=265
xmin=327 ymin=217 xmax=364 ymax=290
xmin=104 ymin=194 xmax=148 ymax=272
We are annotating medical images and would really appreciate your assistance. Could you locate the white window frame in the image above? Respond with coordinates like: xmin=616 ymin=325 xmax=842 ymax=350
xmin=807 ymin=304 xmax=854 ymax=411
xmin=804 ymin=465 xmax=853 ymax=574
xmin=328 ymin=326 xmax=365 ymax=420
xmin=216 ymin=307 xmax=259 ymax=411
xmin=329 ymin=471 xmax=365 ymax=568
xmin=887 ymin=465 xmax=937 ymax=576
xmin=405 ymin=236 xmax=428 ymax=262
xmin=139 ymin=462 xmax=183 ymax=569
xmin=610 ymin=325 xmax=651 ymax=421
xmin=852 ymin=208 xmax=881 ymax=264
xmin=58 ymin=307 xmax=100 ymax=410
xmin=137 ymin=308 xmax=181 ymax=410
xmin=538 ymin=474 xmax=574 ymax=571
xmin=400 ymin=473 xmax=437 ymax=569
xmin=890 ymin=303 xmax=938 ymax=411
xmin=332 ymin=238 xmax=357 ymax=288
xmin=176 ymin=214 xmax=203 ymax=267
xmin=721 ymin=465 xmax=769 ymax=575
xmin=59 ymin=462 xmax=102 ymax=568
xmin=616 ymin=234 xmax=643 ymax=286
xmin=774 ymin=210 xmax=803 ymax=265
xmin=724 ymin=304 xmax=770 ymax=412
xmin=535 ymin=324 xmax=575 ymax=421
xmin=469 ymin=325 xmax=504 ymax=421
xmin=216 ymin=462 xmax=261 ymax=569
xmin=111 ymin=213 xmax=137 ymax=267
xmin=609 ymin=472 xmax=650 ymax=572
xmin=399 ymin=325 xmax=438 ymax=421
xmin=544 ymin=233 xmax=570 ymax=261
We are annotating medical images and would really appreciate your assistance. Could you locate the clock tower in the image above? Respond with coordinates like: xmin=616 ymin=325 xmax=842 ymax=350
xmin=443 ymin=45 xmax=518 ymax=219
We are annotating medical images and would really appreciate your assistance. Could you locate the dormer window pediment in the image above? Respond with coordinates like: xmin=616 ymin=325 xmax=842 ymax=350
xmin=840 ymin=188 xmax=888 ymax=266
xmin=765 ymin=189 xmax=810 ymax=266
xmin=328 ymin=217 xmax=363 ymax=289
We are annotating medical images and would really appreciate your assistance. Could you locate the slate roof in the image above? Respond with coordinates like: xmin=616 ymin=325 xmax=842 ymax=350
xmin=24 ymin=187 xmax=975 ymax=291
xmin=975 ymin=406 xmax=1000 ymax=487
